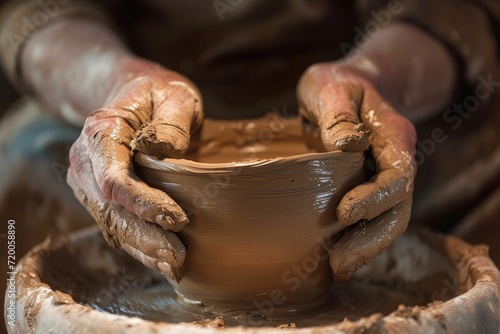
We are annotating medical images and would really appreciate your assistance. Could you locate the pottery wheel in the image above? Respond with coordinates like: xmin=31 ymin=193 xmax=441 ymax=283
xmin=10 ymin=226 xmax=500 ymax=333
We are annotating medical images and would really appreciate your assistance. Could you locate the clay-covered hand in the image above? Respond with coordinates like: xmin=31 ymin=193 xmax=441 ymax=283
xmin=67 ymin=60 xmax=203 ymax=282
xmin=297 ymin=62 xmax=416 ymax=281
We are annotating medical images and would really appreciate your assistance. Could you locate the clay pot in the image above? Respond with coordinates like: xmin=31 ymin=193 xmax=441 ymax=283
xmin=134 ymin=114 xmax=365 ymax=307
xmin=8 ymin=227 xmax=500 ymax=333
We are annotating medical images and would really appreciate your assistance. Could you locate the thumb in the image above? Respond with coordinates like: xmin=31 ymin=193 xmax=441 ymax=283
xmin=298 ymin=64 xmax=368 ymax=152
xmin=132 ymin=118 xmax=192 ymax=158
xmin=320 ymin=119 xmax=369 ymax=153
xmin=133 ymin=81 xmax=203 ymax=159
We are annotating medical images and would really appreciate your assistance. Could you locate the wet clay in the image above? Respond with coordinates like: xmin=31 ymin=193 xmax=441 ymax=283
xmin=134 ymin=113 xmax=365 ymax=307
xmin=9 ymin=227 xmax=500 ymax=333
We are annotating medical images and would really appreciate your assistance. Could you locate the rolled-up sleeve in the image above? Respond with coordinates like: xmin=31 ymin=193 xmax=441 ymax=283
xmin=0 ymin=0 xmax=109 ymax=92
xmin=356 ymin=0 xmax=499 ymax=88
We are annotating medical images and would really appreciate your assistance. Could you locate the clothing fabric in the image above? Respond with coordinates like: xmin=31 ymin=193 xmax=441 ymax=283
xmin=1 ymin=0 xmax=498 ymax=118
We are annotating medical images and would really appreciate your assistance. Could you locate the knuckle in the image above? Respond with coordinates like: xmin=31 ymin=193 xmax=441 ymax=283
xmin=87 ymin=123 xmax=110 ymax=146
xmin=100 ymin=204 xmax=121 ymax=248
xmin=304 ymin=62 xmax=330 ymax=79
xmin=99 ymin=164 xmax=126 ymax=199
xmin=84 ymin=111 xmax=129 ymax=142
xmin=166 ymin=80 xmax=201 ymax=102
xmin=68 ymin=142 xmax=81 ymax=164
xmin=168 ymin=123 xmax=190 ymax=146
xmin=101 ymin=228 xmax=120 ymax=249
xmin=323 ymin=112 xmax=360 ymax=130
xmin=68 ymin=139 xmax=87 ymax=157
xmin=317 ymin=82 xmax=339 ymax=102
xmin=401 ymin=117 xmax=417 ymax=143
xmin=82 ymin=113 xmax=104 ymax=137
xmin=68 ymin=146 xmax=89 ymax=176
xmin=300 ymin=63 xmax=332 ymax=93
xmin=392 ymin=111 xmax=417 ymax=141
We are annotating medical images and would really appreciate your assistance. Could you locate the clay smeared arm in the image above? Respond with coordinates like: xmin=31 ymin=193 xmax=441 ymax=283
xmin=13 ymin=17 xmax=203 ymax=281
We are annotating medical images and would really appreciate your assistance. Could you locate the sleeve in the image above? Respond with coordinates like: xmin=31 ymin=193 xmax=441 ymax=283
xmin=0 ymin=0 xmax=111 ymax=92
xmin=355 ymin=0 xmax=500 ymax=88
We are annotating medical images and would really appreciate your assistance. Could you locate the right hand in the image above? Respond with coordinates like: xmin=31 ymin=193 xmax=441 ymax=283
xmin=297 ymin=61 xmax=416 ymax=281
xmin=67 ymin=60 xmax=203 ymax=282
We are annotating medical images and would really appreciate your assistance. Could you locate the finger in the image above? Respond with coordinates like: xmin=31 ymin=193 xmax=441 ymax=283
xmin=122 ymin=243 xmax=185 ymax=283
xmin=67 ymin=155 xmax=186 ymax=282
xmin=336 ymin=88 xmax=417 ymax=226
xmin=81 ymin=117 xmax=189 ymax=231
xmin=114 ymin=208 xmax=186 ymax=282
xmin=132 ymin=80 xmax=203 ymax=158
xmin=110 ymin=204 xmax=186 ymax=282
xmin=297 ymin=63 xmax=369 ymax=152
xmin=336 ymin=169 xmax=410 ymax=226
xmin=329 ymin=197 xmax=412 ymax=282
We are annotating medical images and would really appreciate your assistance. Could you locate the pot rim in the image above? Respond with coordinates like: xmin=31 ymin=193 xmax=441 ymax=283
xmin=134 ymin=151 xmax=363 ymax=174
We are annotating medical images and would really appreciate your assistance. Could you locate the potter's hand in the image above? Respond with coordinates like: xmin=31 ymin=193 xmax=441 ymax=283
xmin=67 ymin=61 xmax=203 ymax=282
xmin=298 ymin=62 xmax=416 ymax=281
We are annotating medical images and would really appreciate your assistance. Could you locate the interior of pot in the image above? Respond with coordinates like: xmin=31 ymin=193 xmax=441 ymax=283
xmin=156 ymin=113 xmax=327 ymax=165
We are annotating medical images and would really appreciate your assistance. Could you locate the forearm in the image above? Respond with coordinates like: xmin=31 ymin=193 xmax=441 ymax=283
xmin=341 ymin=22 xmax=458 ymax=123
xmin=20 ymin=19 xmax=139 ymax=126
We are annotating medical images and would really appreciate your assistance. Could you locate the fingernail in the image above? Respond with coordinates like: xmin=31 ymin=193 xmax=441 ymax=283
xmin=332 ymin=131 xmax=369 ymax=152
xmin=178 ymin=215 xmax=189 ymax=227
xmin=348 ymin=206 xmax=367 ymax=226
xmin=172 ymin=213 xmax=190 ymax=231
xmin=157 ymin=248 xmax=185 ymax=267
xmin=330 ymin=253 xmax=357 ymax=282
xmin=156 ymin=249 xmax=175 ymax=262
xmin=158 ymin=262 xmax=185 ymax=283
xmin=158 ymin=262 xmax=175 ymax=280
xmin=156 ymin=215 xmax=176 ymax=227
xmin=332 ymin=269 xmax=354 ymax=282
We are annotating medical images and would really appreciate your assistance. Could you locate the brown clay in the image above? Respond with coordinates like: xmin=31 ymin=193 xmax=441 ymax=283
xmin=134 ymin=113 xmax=365 ymax=306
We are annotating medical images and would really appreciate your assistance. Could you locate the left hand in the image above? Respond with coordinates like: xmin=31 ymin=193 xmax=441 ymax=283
xmin=66 ymin=60 xmax=203 ymax=282
xmin=297 ymin=61 xmax=417 ymax=281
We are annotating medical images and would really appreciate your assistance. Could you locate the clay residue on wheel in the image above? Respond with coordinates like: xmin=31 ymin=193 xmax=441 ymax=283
xmin=10 ymin=227 xmax=500 ymax=333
